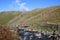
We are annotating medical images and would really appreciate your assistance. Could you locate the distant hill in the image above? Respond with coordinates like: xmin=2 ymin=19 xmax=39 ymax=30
xmin=0 ymin=6 xmax=60 ymax=30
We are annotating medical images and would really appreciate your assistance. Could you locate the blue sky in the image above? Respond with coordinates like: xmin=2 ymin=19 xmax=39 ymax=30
xmin=0 ymin=0 xmax=60 ymax=11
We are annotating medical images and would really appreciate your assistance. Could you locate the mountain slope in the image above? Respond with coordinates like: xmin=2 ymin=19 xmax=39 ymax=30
xmin=25 ymin=6 xmax=60 ymax=24
xmin=0 ymin=6 xmax=60 ymax=30
xmin=8 ymin=6 xmax=60 ymax=26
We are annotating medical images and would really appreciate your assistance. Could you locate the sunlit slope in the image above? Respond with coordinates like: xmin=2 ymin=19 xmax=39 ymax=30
xmin=25 ymin=6 xmax=60 ymax=25
xmin=10 ymin=6 xmax=60 ymax=26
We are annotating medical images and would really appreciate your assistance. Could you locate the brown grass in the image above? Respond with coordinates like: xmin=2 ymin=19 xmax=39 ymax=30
xmin=0 ymin=25 xmax=21 ymax=40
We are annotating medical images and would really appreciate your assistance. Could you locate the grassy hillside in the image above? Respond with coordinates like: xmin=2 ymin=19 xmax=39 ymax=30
xmin=25 ymin=6 xmax=60 ymax=24
xmin=10 ymin=6 xmax=60 ymax=24
xmin=0 ymin=6 xmax=60 ymax=30
xmin=0 ymin=11 xmax=22 ymax=25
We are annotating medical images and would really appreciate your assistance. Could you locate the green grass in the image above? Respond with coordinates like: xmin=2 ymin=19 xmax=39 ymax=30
xmin=29 ymin=26 xmax=53 ymax=31
xmin=0 ymin=14 xmax=15 ymax=24
xmin=0 ymin=11 xmax=21 ymax=25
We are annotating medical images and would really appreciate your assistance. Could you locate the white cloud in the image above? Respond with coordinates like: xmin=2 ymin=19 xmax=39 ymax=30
xmin=18 ymin=2 xmax=29 ymax=11
xmin=16 ymin=0 xmax=29 ymax=11
xmin=9 ymin=0 xmax=29 ymax=11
